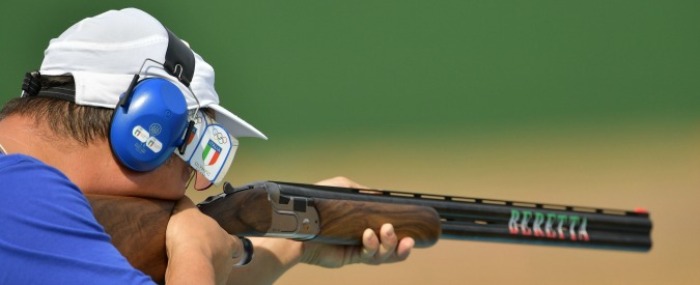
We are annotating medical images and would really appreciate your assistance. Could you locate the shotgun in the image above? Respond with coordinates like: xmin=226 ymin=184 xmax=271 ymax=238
xmin=89 ymin=181 xmax=653 ymax=283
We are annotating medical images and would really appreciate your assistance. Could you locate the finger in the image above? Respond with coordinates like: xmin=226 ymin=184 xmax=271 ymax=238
xmin=377 ymin=224 xmax=398 ymax=261
xmin=360 ymin=228 xmax=379 ymax=261
xmin=315 ymin=176 xmax=369 ymax=189
xmin=394 ymin=237 xmax=415 ymax=261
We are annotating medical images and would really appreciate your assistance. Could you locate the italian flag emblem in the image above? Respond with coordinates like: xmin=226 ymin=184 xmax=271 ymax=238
xmin=202 ymin=140 xmax=222 ymax=166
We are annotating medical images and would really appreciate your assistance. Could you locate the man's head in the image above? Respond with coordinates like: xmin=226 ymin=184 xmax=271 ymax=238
xmin=0 ymin=8 xmax=265 ymax=195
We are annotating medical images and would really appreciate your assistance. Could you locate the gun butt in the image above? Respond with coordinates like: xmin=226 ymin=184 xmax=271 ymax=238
xmin=89 ymin=195 xmax=174 ymax=284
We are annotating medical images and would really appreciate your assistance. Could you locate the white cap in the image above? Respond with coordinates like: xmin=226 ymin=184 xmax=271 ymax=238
xmin=38 ymin=8 xmax=266 ymax=140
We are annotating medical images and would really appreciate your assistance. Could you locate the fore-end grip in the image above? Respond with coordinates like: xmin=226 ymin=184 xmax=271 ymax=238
xmin=312 ymin=198 xmax=441 ymax=248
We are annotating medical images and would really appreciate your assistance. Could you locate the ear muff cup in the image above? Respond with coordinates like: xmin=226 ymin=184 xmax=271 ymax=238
xmin=110 ymin=78 xmax=189 ymax=172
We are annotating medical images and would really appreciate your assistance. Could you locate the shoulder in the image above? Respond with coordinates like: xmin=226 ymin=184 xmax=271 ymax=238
xmin=0 ymin=153 xmax=71 ymax=184
xmin=0 ymin=153 xmax=97 ymax=259
xmin=0 ymin=154 xmax=155 ymax=284
xmin=0 ymin=153 xmax=87 ymax=213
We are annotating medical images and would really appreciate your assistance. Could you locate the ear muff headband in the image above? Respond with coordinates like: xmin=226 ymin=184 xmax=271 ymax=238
xmin=164 ymin=29 xmax=195 ymax=86
xmin=117 ymin=29 xmax=195 ymax=109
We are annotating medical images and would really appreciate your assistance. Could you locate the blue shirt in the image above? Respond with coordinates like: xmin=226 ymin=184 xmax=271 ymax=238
xmin=0 ymin=153 xmax=155 ymax=284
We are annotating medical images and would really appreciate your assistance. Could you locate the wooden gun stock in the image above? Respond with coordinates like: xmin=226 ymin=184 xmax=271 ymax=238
xmin=87 ymin=183 xmax=441 ymax=283
xmin=89 ymin=195 xmax=175 ymax=284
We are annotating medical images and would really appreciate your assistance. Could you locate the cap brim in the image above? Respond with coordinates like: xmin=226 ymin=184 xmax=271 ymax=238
xmin=207 ymin=104 xmax=267 ymax=140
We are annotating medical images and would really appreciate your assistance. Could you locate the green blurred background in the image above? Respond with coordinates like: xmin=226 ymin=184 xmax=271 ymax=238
xmin=1 ymin=1 xmax=698 ymax=284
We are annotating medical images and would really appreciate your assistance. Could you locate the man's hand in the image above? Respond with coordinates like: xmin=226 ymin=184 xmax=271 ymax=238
xmin=166 ymin=197 xmax=242 ymax=285
xmin=300 ymin=177 xmax=415 ymax=267
xmin=301 ymin=222 xmax=415 ymax=267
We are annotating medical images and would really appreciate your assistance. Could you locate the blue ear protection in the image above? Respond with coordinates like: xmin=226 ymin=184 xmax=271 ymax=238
xmin=109 ymin=30 xmax=197 ymax=172
xmin=110 ymin=78 xmax=190 ymax=171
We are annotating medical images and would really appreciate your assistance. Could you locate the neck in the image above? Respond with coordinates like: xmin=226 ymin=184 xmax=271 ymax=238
xmin=0 ymin=142 xmax=5 ymax=154
xmin=0 ymin=115 xmax=117 ymax=192
xmin=0 ymin=114 xmax=187 ymax=200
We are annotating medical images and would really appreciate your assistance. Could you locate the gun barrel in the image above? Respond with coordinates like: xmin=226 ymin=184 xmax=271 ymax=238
xmin=264 ymin=181 xmax=652 ymax=252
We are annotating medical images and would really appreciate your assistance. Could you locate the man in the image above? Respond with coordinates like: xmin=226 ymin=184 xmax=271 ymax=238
xmin=0 ymin=8 xmax=414 ymax=285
